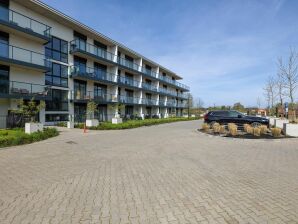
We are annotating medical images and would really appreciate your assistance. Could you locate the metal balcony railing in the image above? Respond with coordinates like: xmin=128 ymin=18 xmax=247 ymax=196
xmin=71 ymin=90 xmax=118 ymax=102
xmin=141 ymin=67 xmax=157 ymax=78
xmin=0 ymin=42 xmax=49 ymax=68
xmin=0 ymin=80 xmax=51 ymax=98
xmin=0 ymin=6 xmax=51 ymax=37
xmin=118 ymin=95 xmax=140 ymax=104
xmin=158 ymin=74 xmax=190 ymax=91
xmin=70 ymin=65 xmax=117 ymax=83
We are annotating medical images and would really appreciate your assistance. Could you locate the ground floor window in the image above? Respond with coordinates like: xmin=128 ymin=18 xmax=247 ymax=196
xmin=46 ymin=89 xmax=68 ymax=111
xmin=45 ymin=114 xmax=69 ymax=122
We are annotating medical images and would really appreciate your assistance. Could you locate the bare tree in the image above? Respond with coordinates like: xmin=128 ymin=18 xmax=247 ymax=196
xmin=278 ymin=48 xmax=298 ymax=105
xmin=263 ymin=75 xmax=276 ymax=110
xmin=275 ymin=72 xmax=285 ymax=106
xmin=195 ymin=97 xmax=204 ymax=109
xmin=256 ymin=97 xmax=261 ymax=109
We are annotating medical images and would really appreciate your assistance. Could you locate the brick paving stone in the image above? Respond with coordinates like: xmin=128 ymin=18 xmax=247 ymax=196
xmin=0 ymin=121 xmax=298 ymax=223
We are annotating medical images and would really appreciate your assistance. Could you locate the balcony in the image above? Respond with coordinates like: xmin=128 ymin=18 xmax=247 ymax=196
xmin=70 ymin=65 xmax=117 ymax=84
xmin=118 ymin=95 xmax=140 ymax=105
xmin=141 ymin=67 xmax=157 ymax=79
xmin=177 ymin=102 xmax=188 ymax=108
xmin=0 ymin=42 xmax=50 ymax=71
xmin=159 ymin=75 xmax=190 ymax=91
xmin=0 ymin=6 xmax=51 ymax=43
xmin=0 ymin=80 xmax=51 ymax=100
xmin=177 ymin=93 xmax=188 ymax=99
xmin=71 ymin=90 xmax=118 ymax=103
xmin=143 ymin=98 xmax=158 ymax=106
xmin=70 ymin=39 xmax=115 ymax=64
xmin=117 ymin=57 xmax=141 ymax=73
xmin=142 ymin=83 xmax=158 ymax=92
xmin=159 ymin=100 xmax=166 ymax=106
xmin=166 ymin=101 xmax=177 ymax=107
xmin=158 ymin=87 xmax=177 ymax=97
xmin=118 ymin=76 xmax=140 ymax=88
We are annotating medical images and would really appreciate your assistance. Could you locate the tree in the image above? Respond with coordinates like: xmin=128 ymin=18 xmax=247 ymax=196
xmin=232 ymin=102 xmax=245 ymax=112
xmin=275 ymin=72 xmax=285 ymax=107
xmin=256 ymin=97 xmax=261 ymax=109
xmin=195 ymin=97 xmax=204 ymax=109
xmin=86 ymin=100 xmax=98 ymax=119
xmin=16 ymin=98 xmax=45 ymax=122
xmin=278 ymin=48 xmax=298 ymax=106
xmin=263 ymin=75 xmax=276 ymax=111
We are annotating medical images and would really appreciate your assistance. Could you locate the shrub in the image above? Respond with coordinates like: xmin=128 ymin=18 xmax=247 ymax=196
xmin=56 ymin=122 xmax=67 ymax=127
xmin=0 ymin=128 xmax=58 ymax=148
xmin=201 ymin=123 xmax=210 ymax=132
xmin=246 ymin=125 xmax=254 ymax=134
xmin=260 ymin=125 xmax=268 ymax=135
xmin=77 ymin=117 xmax=199 ymax=130
xmin=243 ymin=124 xmax=250 ymax=132
xmin=253 ymin=127 xmax=261 ymax=137
xmin=271 ymin=128 xmax=282 ymax=138
xmin=212 ymin=122 xmax=221 ymax=133
xmin=219 ymin=125 xmax=226 ymax=134
xmin=228 ymin=123 xmax=238 ymax=136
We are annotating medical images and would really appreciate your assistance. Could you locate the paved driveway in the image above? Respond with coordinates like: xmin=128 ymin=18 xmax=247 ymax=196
xmin=0 ymin=120 xmax=298 ymax=224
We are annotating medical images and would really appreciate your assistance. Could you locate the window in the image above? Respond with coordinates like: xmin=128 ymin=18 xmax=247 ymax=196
xmin=74 ymin=56 xmax=87 ymax=74
xmin=94 ymin=62 xmax=107 ymax=79
xmin=125 ymin=89 xmax=133 ymax=98
xmin=46 ymin=89 xmax=68 ymax=111
xmin=45 ymin=63 xmax=68 ymax=87
xmin=74 ymin=80 xmax=86 ymax=99
xmin=0 ymin=31 xmax=8 ymax=58
xmin=0 ymin=65 xmax=9 ymax=94
xmin=46 ymin=114 xmax=69 ymax=122
xmin=74 ymin=31 xmax=87 ymax=51
xmin=0 ymin=0 xmax=8 ymax=21
xmin=94 ymin=83 xmax=107 ymax=97
xmin=94 ymin=40 xmax=107 ymax=50
xmin=125 ymin=106 xmax=133 ymax=115
xmin=229 ymin=111 xmax=242 ymax=117
xmin=45 ymin=36 xmax=68 ymax=63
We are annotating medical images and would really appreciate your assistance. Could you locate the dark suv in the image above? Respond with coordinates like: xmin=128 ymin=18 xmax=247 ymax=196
xmin=204 ymin=110 xmax=269 ymax=127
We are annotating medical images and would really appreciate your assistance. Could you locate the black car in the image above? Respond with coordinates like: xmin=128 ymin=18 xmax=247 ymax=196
xmin=204 ymin=110 xmax=269 ymax=127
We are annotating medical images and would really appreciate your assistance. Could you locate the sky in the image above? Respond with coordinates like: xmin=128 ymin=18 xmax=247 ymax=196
xmin=42 ymin=0 xmax=298 ymax=107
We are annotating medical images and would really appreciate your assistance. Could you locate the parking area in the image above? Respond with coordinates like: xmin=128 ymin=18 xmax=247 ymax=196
xmin=0 ymin=120 xmax=298 ymax=224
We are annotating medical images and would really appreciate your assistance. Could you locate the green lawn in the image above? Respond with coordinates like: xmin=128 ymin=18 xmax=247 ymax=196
xmin=0 ymin=128 xmax=59 ymax=148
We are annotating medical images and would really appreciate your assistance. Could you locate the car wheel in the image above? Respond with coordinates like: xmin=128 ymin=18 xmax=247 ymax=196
xmin=251 ymin=122 xmax=261 ymax=127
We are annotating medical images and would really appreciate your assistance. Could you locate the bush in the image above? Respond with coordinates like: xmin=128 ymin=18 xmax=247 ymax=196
xmin=56 ymin=122 xmax=67 ymax=127
xmin=253 ymin=127 xmax=261 ymax=137
xmin=243 ymin=124 xmax=250 ymax=133
xmin=219 ymin=125 xmax=226 ymax=134
xmin=212 ymin=122 xmax=221 ymax=133
xmin=78 ymin=117 xmax=199 ymax=130
xmin=246 ymin=125 xmax=254 ymax=134
xmin=271 ymin=127 xmax=282 ymax=138
xmin=228 ymin=123 xmax=238 ymax=136
xmin=0 ymin=128 xmax=59 ymax=148
xmin=260 ymin=125 xmax=268 ymax=135
xmin=201 ymin=123 xmax=210 ymax=132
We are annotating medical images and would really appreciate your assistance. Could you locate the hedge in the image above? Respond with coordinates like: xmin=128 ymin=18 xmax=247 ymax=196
xmin=75 ymin=117 xmax=199 ymax=130
xmin=0 ymin=128 xmax=59 ymax=148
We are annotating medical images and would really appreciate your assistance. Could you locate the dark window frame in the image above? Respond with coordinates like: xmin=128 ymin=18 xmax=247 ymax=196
xmin=45 ymin=36 xmax=68 ymax=63
xmin=45 ymin=62 xmax=68 ymax=87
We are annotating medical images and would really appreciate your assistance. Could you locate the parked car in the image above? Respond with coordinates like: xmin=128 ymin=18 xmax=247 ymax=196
xmin=204 ymin=110 xmax=269 ymax=127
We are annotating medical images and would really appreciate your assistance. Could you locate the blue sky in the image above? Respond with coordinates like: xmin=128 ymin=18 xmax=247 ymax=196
xmin=42 ymin=0 xmax=298 ymax=107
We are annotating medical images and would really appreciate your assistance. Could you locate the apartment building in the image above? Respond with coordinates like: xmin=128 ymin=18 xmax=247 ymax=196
xmin=0 ymin=0 xmax=189 ymax=128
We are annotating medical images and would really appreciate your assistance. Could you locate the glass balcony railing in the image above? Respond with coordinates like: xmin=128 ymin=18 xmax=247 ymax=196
xmin=118 ymin=76 xmax=140 ymax=88
xmin=118 ymin=95 xmax=140 ymax=104
xmin=0 ymin=6 xmax=51 ymax=38
xmin=166 ymin=101 xmax=177 ymax=107
xmin=141 ymin=67 xmax=157 ymax=78
xmin=0 ymin=42 xmax=49 ymax=68
xmin=70 ymin=39 xmax=115 ymax=62
xmin=71 ymin=90 xmax=118 ymax=102
xmin=143 ymin=98 xmax=158 ymax=106
xmin=158 ymin=74 xmax=190 ymax=91
xmin=177 ymin=102 xmax=188 ymax=108
xmin=159 ymin=100 xmax=166 ymax=106
xmin=142 ymin=83 xmax=158 ymax=92
xmin=117 ymin=57 xmax=141 ymax=72
xmin=0 ymin=80 xmax=51 ymax=98
xmin=70 ymin=65 xmax=117 ymax=83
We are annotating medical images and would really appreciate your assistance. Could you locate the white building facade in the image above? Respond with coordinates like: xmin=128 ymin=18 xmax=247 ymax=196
xmin=0 ymin=0 xmax=189 ymax=128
